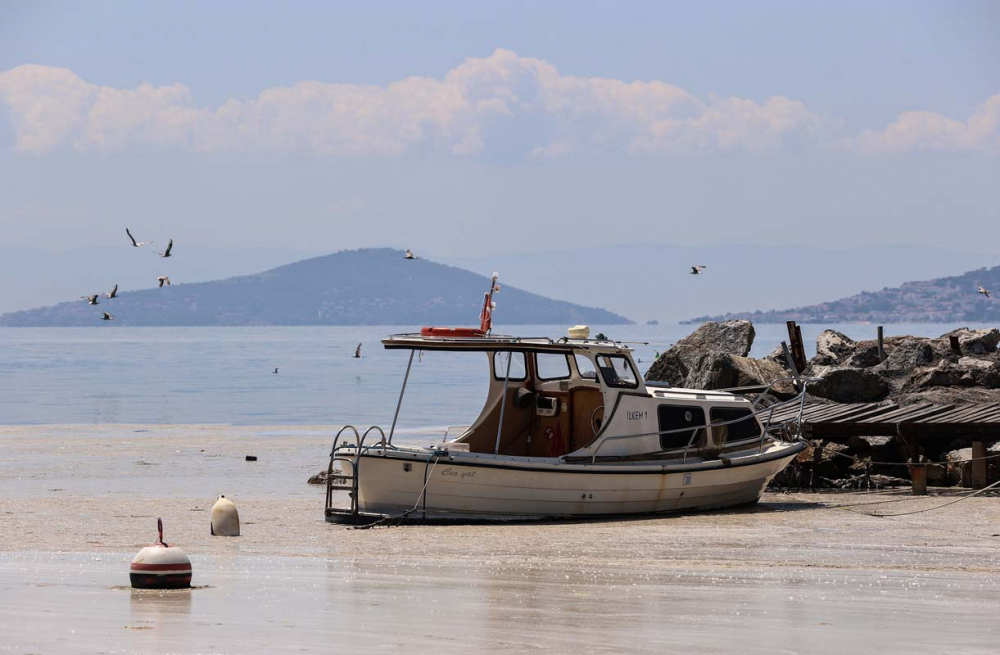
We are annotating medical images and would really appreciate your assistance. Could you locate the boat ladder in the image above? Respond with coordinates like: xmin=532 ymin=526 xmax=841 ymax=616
xmin=324 ymin=425 xmax=387 ymax=523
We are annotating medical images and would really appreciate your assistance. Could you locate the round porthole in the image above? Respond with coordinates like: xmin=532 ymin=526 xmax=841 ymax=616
xmin=684 ymin=411 xmax=693 ymax=422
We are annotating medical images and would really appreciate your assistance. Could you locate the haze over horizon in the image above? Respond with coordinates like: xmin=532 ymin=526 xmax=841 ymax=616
xmin=1 ymin=1 xmax=998 ymax=315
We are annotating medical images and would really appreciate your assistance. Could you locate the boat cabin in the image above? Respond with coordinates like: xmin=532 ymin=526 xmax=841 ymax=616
xmin=382 ymin=331 xmax=765 ymax=462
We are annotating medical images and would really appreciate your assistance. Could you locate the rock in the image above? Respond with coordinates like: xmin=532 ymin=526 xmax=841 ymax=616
xmin=829 ymin=474 xmax=910 ymax=489
xmin=958 ymin=356 xmax=994 ymax=370
xmin=813 ymin=330 xmax=856 ymax=366
xmin=808 ymin=367 xmax=889 ymax=403
xmin=644 ymin=320 xmax=756 ymax=386
xmin=940 ymin=328 xmax=1000 ymax=355
xmin=682 ymin=352 xmax=795 ymax=395
xmin=944 ymin=448 xmax=973 ymax=486
xmin=907 ymin=361 xmax=976 ymax=389
xmin=307 ymin=470 xmax=328 ymax=485
xmin=878 ymin=338 xmax=936 ymax=372
xmin=765 ymin=344 xmax=792 ymax=369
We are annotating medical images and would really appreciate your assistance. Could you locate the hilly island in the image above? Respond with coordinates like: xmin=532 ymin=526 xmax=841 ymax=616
xmin=0 ymin=249 xmax=630 ymax=327
xmin=687 ymin=265 xmax=1000 ymax=324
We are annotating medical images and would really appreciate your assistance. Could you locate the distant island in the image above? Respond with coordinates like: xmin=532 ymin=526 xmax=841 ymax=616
xmin=685 ymin=265 xmax=1000 ymax=324
xmin=0 ymin=248 xmax=631 ymax=327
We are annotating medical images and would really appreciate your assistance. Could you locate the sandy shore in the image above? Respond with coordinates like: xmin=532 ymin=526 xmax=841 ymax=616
xmin=2 ymin=425 xmax=999 ymax=653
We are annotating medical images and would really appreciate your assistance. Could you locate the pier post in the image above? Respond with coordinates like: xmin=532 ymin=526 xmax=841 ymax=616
xmin=971 ymin=440 xmax=987 ymax=488
xmin=877 ymin=326 xmax=886 ymax=363
xmin=909 ymin=461 xmax=927 ymax=495
xmin=949 ymin=335 xmax=962 ymax=356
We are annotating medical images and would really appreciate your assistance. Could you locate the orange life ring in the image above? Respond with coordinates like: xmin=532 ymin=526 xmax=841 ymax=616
xmin=420 ymin=326 xmax=486 ymax=338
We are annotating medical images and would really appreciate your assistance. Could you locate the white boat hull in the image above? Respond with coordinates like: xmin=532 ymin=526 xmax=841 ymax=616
xmin=328 ymin=441 xmax=804 ymax=522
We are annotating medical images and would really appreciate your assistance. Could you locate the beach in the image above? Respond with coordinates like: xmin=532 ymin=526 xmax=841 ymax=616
xmin=1 ymin=425 xmax=998 ymax=653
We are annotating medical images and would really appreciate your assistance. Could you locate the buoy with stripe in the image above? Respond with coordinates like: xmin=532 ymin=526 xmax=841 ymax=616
xmin=130 ymin=518 xmax=192 ymax=589
xmin=210 ymin=494 xmax=240 ymax=536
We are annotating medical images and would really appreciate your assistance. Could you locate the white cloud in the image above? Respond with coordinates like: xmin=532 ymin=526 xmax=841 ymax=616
xmin=0 ymin=50 xmax=847 ymax=157
xmin=847 ymin=95 xmax=1000 ymax=154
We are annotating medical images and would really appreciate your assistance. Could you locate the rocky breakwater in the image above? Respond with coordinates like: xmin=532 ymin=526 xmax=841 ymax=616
xmin=644 ymin=321 xmax=1000 ymax=488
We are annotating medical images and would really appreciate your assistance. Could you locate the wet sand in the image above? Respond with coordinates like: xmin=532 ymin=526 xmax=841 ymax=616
xmin=2 ymin=425 xmax=999 ymax=653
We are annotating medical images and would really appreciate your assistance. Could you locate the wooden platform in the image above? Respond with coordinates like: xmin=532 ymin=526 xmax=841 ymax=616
xmin=770 ymin=402 xmax=1000 ymax=438
xmin=769 ymin=401 xmax=1000 ymax=488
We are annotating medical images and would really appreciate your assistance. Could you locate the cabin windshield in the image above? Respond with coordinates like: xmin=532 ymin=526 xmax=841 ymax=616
xmin=441 ymin=347 xmax=611 ymax=457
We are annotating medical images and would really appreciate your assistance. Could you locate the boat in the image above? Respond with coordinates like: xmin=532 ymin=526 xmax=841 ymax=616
xmin=325 ymin=274 xmax=814 ymax=524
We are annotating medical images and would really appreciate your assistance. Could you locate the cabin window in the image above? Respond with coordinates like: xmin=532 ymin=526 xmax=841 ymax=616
xmin=657 ymin=405 xmax=706 ymax=450
xmin=574 ymin=354 xmax=597 ymax=379
xmin=536 ymin=353 xmax=571 ymax=380
xmin=709 ymin=407 xmax=760 ymax=442
xmin=493 ymin=351 xmax=526 ymax=381
xmin=595 ymin=354 xmax=638 ymax=388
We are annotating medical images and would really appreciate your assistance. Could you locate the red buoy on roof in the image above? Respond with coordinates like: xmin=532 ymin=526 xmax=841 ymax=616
xmin=420 ymin=327 xmax=485 ymax=338
xmin=130 ymin=518 xmax=192 ymax=589
xmin=420 ymin=272 xmax=501 ymax=338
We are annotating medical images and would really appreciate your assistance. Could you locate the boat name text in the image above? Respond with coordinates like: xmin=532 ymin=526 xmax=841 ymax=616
xmin=626 ymin=410 xmax=648 ymax=421
xmin=440 ymin=467 xmax=477 ymax=479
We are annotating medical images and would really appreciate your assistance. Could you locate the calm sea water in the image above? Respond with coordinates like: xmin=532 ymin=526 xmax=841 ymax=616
xmin=0 ymin=322 xmax=990 ymax=426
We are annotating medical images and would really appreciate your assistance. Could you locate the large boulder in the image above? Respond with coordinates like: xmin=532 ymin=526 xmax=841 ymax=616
xmin=645 ymin=320 xmax=755 ymax=386
xmin=907 ymin=361 xmax=976 ymax=389
xmin=877 ymin=338 xmax=937 ymax=372
xmin=808 ymin=366 xmax=890 ymax=403
xmin=813 ymin=330 xmax=856 ymax=366
xmin=683 ymin=352 xmax=795 ymax=395
xmin=676 ymin=320 xmax=756 ymax=356
xmin=940 ymin=328 xmax=1000 ymax=355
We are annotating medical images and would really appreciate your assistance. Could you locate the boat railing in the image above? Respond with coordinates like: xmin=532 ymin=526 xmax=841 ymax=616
xmin=589 ymin=377 xmax=820 ymax=463
xmin=325 ymin=424 xmax=391 ymax=521
xmin=444 ymin=425 xmax=471 ymax=442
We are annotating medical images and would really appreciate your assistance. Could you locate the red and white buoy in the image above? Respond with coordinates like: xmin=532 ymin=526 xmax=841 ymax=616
xmin=130 ymin=518 xmax=192 ymax=589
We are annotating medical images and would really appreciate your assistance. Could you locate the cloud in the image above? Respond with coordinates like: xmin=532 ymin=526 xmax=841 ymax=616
xmin=0 ymin=50 xmax=843 ymax=157
xmin=847 ymin=95 xmax=1000 ymax=154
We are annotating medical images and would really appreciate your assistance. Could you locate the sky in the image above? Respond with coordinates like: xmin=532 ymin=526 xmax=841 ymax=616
xmin=0 ymin=0 xmax=998 ymax=258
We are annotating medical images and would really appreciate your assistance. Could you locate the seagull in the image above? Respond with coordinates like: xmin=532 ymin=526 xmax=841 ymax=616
xmin=157 ymin=276 xmax=171 ymax=288
xmin=158 ymin=239 xmax=173 ymax=258
xmin=405 ymin=249 xmax=417 ymax=260
xmin=273 ymin=368 xmax=279 ymax=374
xmin=690 ymin=265 xmax=707 ymax=275
xmin=979 ymin=286 xmax=991 ymax=299
xmin=126 ymin=228 xmax=153 ymax=248
xmin=353 ymin=343 xmax=363 ymax=359
xmin=101 ymin=312 xmax=115 ymax=321
xmin=105 ymin=284 xmax=118 ymax=299
xmin=81 ymin=295 xmax=99 ymax=305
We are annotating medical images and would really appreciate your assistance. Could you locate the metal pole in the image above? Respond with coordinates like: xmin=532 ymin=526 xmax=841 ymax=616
xmin=493 ymin=351 xmax=514 ymax=454
xmin=388 ymin=350 xmax=415 ymax=445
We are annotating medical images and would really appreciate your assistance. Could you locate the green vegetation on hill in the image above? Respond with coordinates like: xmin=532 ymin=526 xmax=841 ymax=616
xmin=686 ymin=266 xmax=1000 ymax=324
xmin=0 ymin=248 xmax=630 ymax=327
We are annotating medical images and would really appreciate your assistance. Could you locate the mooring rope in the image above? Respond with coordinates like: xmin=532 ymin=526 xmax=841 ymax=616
xmin=352 ymin=452 xmax=442 ymax=530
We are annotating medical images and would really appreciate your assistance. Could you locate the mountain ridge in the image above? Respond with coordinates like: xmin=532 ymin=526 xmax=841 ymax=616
xmin=684 ymin=265 xmax=1000 ymax=324
xmin=0 ymin=248 xmax=631 ymax=327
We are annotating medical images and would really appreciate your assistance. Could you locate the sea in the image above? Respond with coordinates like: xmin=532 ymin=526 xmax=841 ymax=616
xmin=0 ymin=322 xmax=992 ymax=428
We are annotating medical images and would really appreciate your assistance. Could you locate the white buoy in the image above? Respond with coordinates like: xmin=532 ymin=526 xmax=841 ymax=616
xmin=130 ymin=518 xmax=192 ymax=589
xmin=210 ymin=495 xmax=240 ymax=536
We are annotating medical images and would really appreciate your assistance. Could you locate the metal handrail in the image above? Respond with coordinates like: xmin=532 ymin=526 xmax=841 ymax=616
xmin=330 ymin=425 xmax=361 ymax=455
xmin=444 ymin=425 xmax=471 ymax=442
xmin=360 ymin=426 xmax=387 ymax=454
xmin=588 ymin=377 xmax=819 ymax=463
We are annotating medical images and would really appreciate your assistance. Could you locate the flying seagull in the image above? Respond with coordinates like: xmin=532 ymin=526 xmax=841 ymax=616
xmin=353 ymin=343 xmax=363 ymax=359
xmin=158 ymin=239 xmax=173 ymax=258
xmin=690 ymin=265 xmax=707 ymax=275
xmin=105 ymin=284 xmax=118 ymax=299
xmin=81 ymin=295 xmax=99 ymax=305
xmin=126 ymin=228 xmax=153 ymax=248
xmin=101 ymin=312 xmax=115 ymax=321
xmin=979 ymin=286 xmax=991 ymax=299
xmin=405 ymin=249 xmax=417 ymax=260
xmin=157 ymin=276 xmax=171 ymax=288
